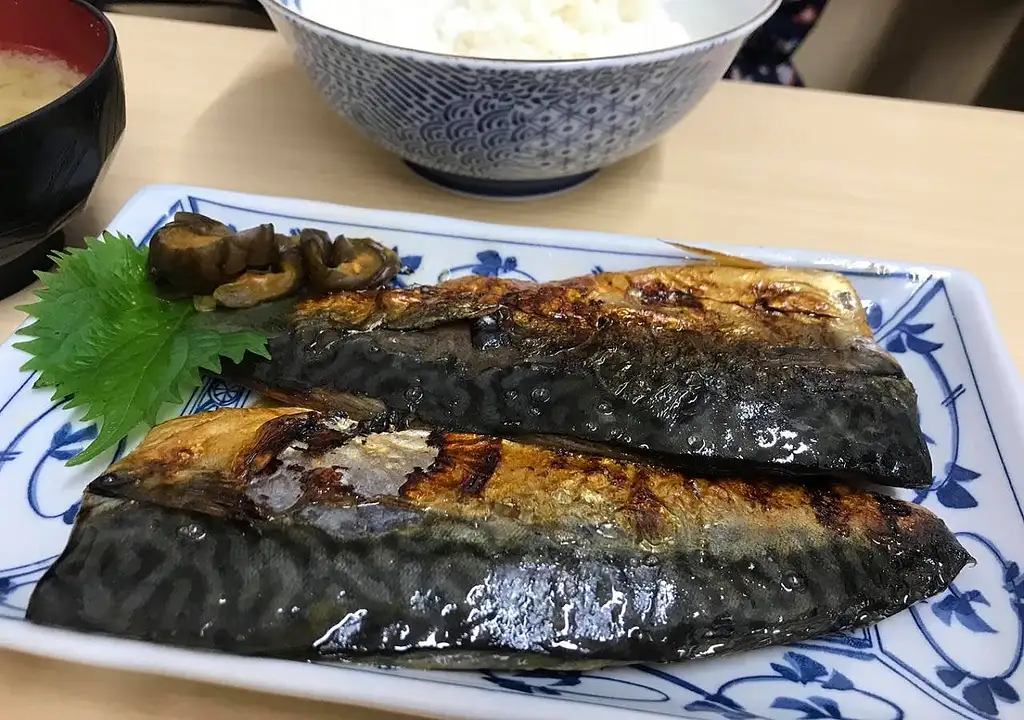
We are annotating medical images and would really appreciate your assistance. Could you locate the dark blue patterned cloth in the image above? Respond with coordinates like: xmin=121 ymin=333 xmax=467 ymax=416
xmin=726 ymin=0 xmax=829 ymax=86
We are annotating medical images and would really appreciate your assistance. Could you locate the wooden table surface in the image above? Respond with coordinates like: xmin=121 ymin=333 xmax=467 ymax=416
xmin=3 ymin=11 xmax=1024 ymax=720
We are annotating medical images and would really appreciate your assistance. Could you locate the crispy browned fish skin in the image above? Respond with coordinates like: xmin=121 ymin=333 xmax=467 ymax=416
xmin=223 ymin=265 xmax=932 ymax=489
xmin=27 ymin=408 xmax=967 ymax=669
xmin=299 ymin=266 xmax=869 ymax=342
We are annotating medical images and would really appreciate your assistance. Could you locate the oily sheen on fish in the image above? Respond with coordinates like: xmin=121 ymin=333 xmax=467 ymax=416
xmin=219 ymin=264 xmax=932 ymax=489
xmin=27 ymin=408 xmax=969 ymax=669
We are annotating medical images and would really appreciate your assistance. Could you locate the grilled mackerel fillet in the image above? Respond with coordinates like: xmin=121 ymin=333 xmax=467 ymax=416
xmin=221 ymin=265 xmax=932 ymax=488
xmin=27 ymin=407 xmax=968 ymax=669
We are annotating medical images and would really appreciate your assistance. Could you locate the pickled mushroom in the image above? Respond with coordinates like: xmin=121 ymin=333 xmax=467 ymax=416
xmin=223 ymin=224 xmax=279 ymax=277
xmin=300 ymin=230 xmax=401 ymax=293
xmin=146 ymin=212 xmax=403 ymax=307
xmin=212 ymin=234 xmax=304 ymax=309
xmin=147 ymin=212 xmax=238 ymax=297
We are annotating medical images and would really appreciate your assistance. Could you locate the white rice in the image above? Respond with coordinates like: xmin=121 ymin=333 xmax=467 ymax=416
xmin=298 ymin=0 xmax=691 ymax=60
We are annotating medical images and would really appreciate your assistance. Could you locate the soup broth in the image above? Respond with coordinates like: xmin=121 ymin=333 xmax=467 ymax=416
xmin=0 ymin=49 xmax=85 ymax=126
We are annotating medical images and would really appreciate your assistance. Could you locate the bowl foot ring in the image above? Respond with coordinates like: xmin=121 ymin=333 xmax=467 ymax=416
xmin=405 ymin=162 xmax=599 ymax=199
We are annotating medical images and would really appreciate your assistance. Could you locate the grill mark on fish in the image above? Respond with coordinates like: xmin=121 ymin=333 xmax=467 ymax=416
xmin=805 ymin=485 xmax=853 ymax=537
xmin=633 ymin=280 xmax=704 ymax=310
xmin=458 ymin=438 xmax=502 ymax=496
xmin=875 ymin=492 xmax=914 ymax=518
xmin=242 ymin=412 xmax=355 ymax=478
xmin=548 ymin=451 xmax=575 ymax=471
xmin=730 ymin=480 xmax=777 ymax=513
xmin=871 ymin=492 xmax=916 ymax=543
xmin=615 ymin=467 xmax=669 ymax=544
xmin=400 ymin=433 xmax=503 ymax=498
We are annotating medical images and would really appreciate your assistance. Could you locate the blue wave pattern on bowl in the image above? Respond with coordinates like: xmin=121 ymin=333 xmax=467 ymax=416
xmin=1 ymin=189 xmax=1022 ymax=720
xmin=262 ymin=1 xmax=746 ymax=181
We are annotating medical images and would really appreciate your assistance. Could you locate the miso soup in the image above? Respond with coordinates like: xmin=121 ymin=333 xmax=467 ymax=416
xmin=0 ymin=49 xmax=85 ymax=127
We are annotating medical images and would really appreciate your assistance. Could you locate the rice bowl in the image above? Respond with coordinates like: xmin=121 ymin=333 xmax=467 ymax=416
xmin=262 ymin=0 xmax=780 ymax=197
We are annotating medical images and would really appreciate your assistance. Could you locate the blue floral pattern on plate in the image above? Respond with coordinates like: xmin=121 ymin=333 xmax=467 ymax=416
xmin=0 ymin=185 xmax=1021 ymax=720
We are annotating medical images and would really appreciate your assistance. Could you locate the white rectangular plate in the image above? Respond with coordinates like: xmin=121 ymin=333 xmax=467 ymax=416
xmin=1 ymin=184 xmax=1023 ymax=720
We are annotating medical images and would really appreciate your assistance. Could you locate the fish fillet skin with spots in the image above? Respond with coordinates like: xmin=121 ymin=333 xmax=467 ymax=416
xmin=218 ymin=264 xmax=932 ymax=489
xmin=27 ymin=408 xmax=970 ymax=670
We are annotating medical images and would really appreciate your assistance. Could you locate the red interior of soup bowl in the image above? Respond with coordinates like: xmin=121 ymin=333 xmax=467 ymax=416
xmin=0 ymin=0 xmax=111 ymax=76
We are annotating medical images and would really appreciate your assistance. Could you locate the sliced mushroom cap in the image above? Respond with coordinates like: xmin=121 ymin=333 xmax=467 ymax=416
xmin=336 ymin=237 xmax=401 ymax=290
xmin=147 ymin=213 xmax=236 ymax=297
xmin=211 ymin=234 xmax=304 ymax=309
xmin=172 ymin=212 xmax=233 ymax=237
xmin=299 ymin=228 xmax=333 ymax=292
xmin=223 ymin=224 xmax=277 ymax=277
xmin=300 ymin=233 xmax=402 ymax=293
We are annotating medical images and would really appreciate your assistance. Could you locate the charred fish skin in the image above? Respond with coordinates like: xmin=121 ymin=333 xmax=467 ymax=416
xmin=228 ymin=264 xmax=933 ymax=483
xmin=27 ymin=409 xmax=970 ymax=669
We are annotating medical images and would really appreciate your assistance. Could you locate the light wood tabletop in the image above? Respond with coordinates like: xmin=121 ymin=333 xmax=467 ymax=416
xmin=3 ymin=11 xmax=1024 ymax=720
